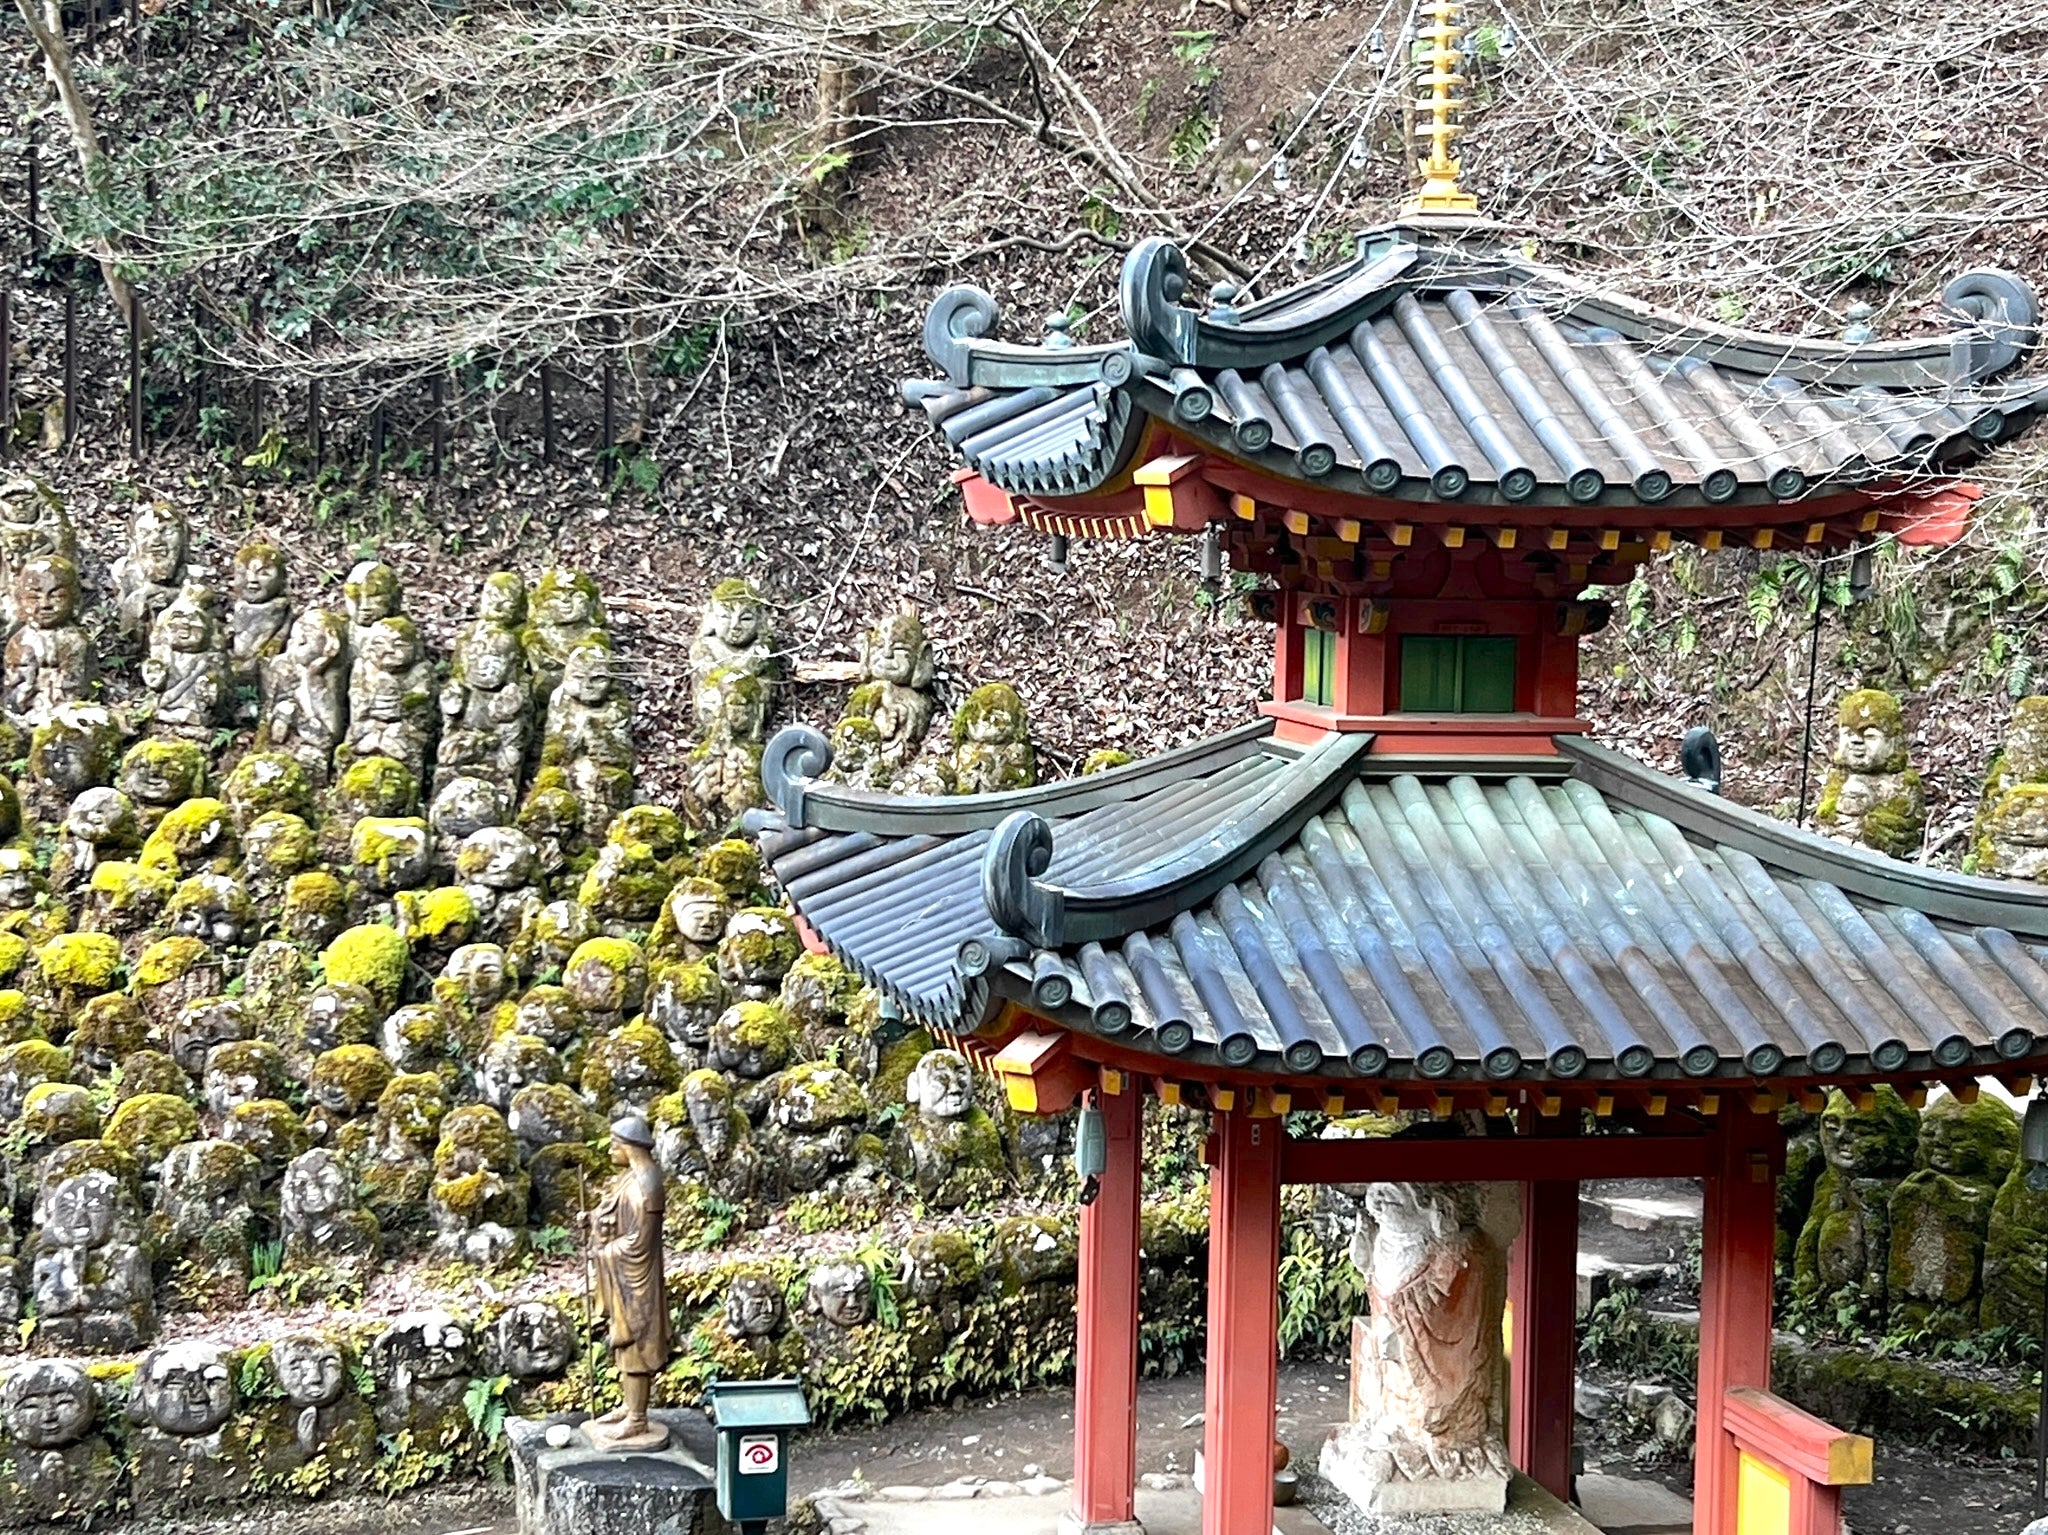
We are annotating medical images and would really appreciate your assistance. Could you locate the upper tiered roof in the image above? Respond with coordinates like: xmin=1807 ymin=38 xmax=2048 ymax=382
xmin=903 ymin=231 xmax=2045 ymax=523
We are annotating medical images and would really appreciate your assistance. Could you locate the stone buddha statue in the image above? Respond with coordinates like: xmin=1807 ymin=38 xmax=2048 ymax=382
xmin=4 ymin=555 xmax=93 ymax=725
xmin=143 ymin=586 xmax=230 ymax=739
xmin=1813 ymin=688 xmax=1925 ymax=858
xmin=112 ymin=502 xmax=188 ymax=642
xmin=834 ymin=602 xmax=935 ymax=787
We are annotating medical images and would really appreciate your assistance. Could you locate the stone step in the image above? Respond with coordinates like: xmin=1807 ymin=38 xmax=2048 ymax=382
xmin=1575 ymin=1253 xmax=1684 ymax=1316
xmin=1580 ymin=1189 xmax=1702 ymax=1241
xmin=1575 ymin=1474 xmax=1693 ymax=1535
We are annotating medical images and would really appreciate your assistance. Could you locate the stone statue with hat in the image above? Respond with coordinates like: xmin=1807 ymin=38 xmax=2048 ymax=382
xmin=585 ymin=1113 xmax=671 ymax=1450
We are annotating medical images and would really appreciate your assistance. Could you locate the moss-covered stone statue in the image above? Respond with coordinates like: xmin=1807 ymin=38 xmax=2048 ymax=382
xmin=659 ymin=1068 xmax=763 ymax=1202
xmin=31 ymin=1167 xmax=155 ymax=1350
xmin=111 ymin=502 xmax=188 ymax=643
xmin=143 ymin=585 xmax=230 ymax=740
xmin=429 ymin=1104 xmax=529 ymax=1265
xmin=118 ymin=736 xmax=207 ymax=837
xmin=436 ymin=573 xmax=532 ymax=801
xmin=228 ymin=541 xmax=292 ymax=699
xmin=258 ymin=608 xmax=350 ymax=786
xmin=544 ymin=643 xmax=635 ymax=842
xmin=762 ymin=1062 xmax=871 ymax=1196
xmin=126 ymin=1341 xmax=248 ymax=1508
xmin=457 ymin=825 xmax=545 ymax=942
xmin=830 ymin=602 xmax=934 ymax=789
xmin=1793 ymin=1086 xmax=1921 ymax=1317
xmin=4 ymin=555 xmax=92 ymax=726
xmin=522 ymin=568 xmax=609 ymax=708
xmin=1812 ymin=688 xmax=1924 ymax=858
xmin=249 ymin=1332 xmax=375 ymax=1487
xmin=342 ymin=560 xmax=404 ymax=659
xmin=346 ymin=617 xmax=436 ymax=783
xmin=0 ymin=1360 xmax=121 ymax=1525
xmin=0 ymin=477 xmax=77 ymax=624
xmin=687 ymin=666 xmax=767 ymax=830
xmin=148 ymin=1138 xmax=261 ymax=1308
xmin=891 ymin=1048 xmax=1005 ymax=1208
xmin=690 ymin=579 xmax=775 ymax=689
xmin=949 ymin=682 xmax=1035 ymax=795
xmin=1885 ymin=1092 xmax=2020 ymax=1334
xmin=281 ymin=1146 xmax=380 ymax=1287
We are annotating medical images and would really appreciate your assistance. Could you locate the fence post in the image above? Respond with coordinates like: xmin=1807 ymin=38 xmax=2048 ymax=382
xmin=431 ymin=375 xmax=445 ymax=480
xmin=128 ymin=296 xmax=143 ymax=460
xmin=26 ymin=135 xmax=40 ymax=256
xmin=540 ymin=360 xmax=555 ymax=465
xmin=600 ymin=342 xmax=615 ymax=463
xmin=62 ymin=288 xmax=77 ymax=444
xmin=308 ymin=379 xmax=322 ymax=470
xmin=369 ymin=400 xmax=384 ymax=483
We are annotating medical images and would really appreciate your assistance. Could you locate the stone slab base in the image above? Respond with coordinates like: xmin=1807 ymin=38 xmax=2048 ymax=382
xmin=508 ymin=1411 xmax=722 ymax=1535
xmin=1317 ymin=1429 xmax=1507 ymax=1517
xmin=1057 ymin=1514 xmax=1146 ymax=1535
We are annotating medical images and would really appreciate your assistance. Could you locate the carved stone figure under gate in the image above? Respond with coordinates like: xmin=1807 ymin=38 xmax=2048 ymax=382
xmin=1 ymin=1360 xmax=122 ymax=1526
xmin=1320 ymin=1182 xmax=1518 ymax=1516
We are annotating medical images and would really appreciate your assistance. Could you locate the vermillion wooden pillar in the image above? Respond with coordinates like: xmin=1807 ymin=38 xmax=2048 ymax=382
xmin=1509 ymin=1157 xmax=1578 ymax=1499
xmin=1693 ymin=1107 xmax=1785 ymax=1535
xmin=1203 ymin=1110 xmax=1282 ymax=1535
xmin=1067 ymin=1086 xmax=1145 ymax=1535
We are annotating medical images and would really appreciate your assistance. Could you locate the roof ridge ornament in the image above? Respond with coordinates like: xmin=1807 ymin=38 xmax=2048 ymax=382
xmin=762 ymin=724 xmax=832 ymax=829
xmin=1941 ymin=269 xmax=2039 ymax=382
xmin=984 ymin=810 xmax=1066 ymax=947
xmin=924 ymin=286 xmax=1003 ymax=386
xmin=1120 ymin=238 xmax=1199 ymax=363
xmin=1401 ymin=0 xmax=1481 ymax=221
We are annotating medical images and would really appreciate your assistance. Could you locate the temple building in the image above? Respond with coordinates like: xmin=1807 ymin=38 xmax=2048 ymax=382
xmin=752 ymin=17 xmax=2048 ymax=1534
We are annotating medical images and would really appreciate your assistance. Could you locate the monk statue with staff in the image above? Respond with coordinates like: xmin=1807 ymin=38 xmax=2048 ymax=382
xmin=586 ymin=1114 xmax=671 ymax=1451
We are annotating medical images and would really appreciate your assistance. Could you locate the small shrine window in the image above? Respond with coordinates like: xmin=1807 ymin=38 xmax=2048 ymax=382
xmin=1300 ymin=627 xmax=1337 ymax=707
xmin=1399 ymin=635 xmax=1517 ymax=713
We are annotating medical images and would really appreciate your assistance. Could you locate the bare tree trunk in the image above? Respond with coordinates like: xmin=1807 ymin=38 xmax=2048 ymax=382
xmin=14 ymin=0 xmax=152 ymax=338
xmin=809 ymin=22 xmax=876 ymax=225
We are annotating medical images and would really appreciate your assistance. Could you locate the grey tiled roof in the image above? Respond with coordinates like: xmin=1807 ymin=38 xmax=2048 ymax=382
xmin=754 ymin=725 xmax=2048 ymax=1086
xmin=901 ymin=231 xmax=2047 ymax=509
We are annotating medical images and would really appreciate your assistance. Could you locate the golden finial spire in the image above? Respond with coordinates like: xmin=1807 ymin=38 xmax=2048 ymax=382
xmin=1401 ymin=0 xmax=1480 ymax=219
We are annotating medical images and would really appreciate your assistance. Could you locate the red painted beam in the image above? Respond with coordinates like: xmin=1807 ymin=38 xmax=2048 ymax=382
xmin=1693 ymin=1109 xmax=1785 ymax=1535
xmin=1202 ymin=1112 xmax=1282 ymax=1535
xmin=1070 ymin=1087 xmax=1145 ymax=1533
xmin=1279 ymin=1132 xmax=1711 ymax=1186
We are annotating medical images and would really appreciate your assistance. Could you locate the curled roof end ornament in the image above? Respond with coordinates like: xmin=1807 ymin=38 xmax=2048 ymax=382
xmin=1680 ymin=726 xmax=1722 ymax=795
xmin=924 ymin=287 xmax=1002 ymax=387
xmin=1120 ymin=238 xmax=1199 ymax=364
xmin=1943 ymin=269 xmax=2039 ymax=382
xmin=762 ymin=724 xmax=832 ymax=828
xmin=983 ymin=810 xmax=1065 ymax=947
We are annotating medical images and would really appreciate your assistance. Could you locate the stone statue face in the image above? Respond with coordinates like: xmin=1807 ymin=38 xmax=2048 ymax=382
xmin=4 ymin=1361 xmax=95 ymax=1450
xmin=120 ymin=745 xmax=200 ymax=805
xmin=706 ymin=594 xmax=761 ymax=649
xmin=460 ymin=827 xmax=536 ymax=890
xmin=464 ymin=633 xmax=517 ymax=692
xmin=44 ymin=1172 xmax=118 ymax=1248
xmin=283 ymin=1149 xmax=349 ymax=1225
xmin=272 ymin=1335 xmax=344 ymax=1408
xmin=807 ymin=1262 xmax=872 ymax=1328
xmin=66 ymin=787 xmax=135 ymax=846
xmin=445 ymin=945 xmax=510 ymax=1007
xmin=539 ymin=580 xmax=593 ymax=631
xmin=234 ymin=548 xmax=286 ymax=603
xmin=303 ymin=985 xmax=374 ymax=1057
xmin=865 ymin=609 xmax=929 ymax=687
xmin=685 ymin=1075 xmax=734 ymax=1162
xmin=346 ymin=563 xmax=399 ymax=626
xmin=514 ymin=988 xmax=581 ymax=1048
xmin=202 ymin=1048 xmax=271 ymax=1117
xmin=363 ymin=619 xmax=418 ymax=672
xmin=0 ymin=849 xmax=40 ymax=910
xmin=725 ymin=1275 xmax=783 ymax=1338
xmin=376 ymin=1314 xmax=470 ymax=1386
xmin=132 ymin=507 xmax=187 ymax=583
xmin=494 ymin=1302 xmax=573 ymax=1380
xmin=1837 ymin=723 xmax=1896 ymax=774
xmin=173 ymin=998 xmax=246 ymax=1077
xmin=478 ymin=574 xmax=526 ymax=627
xmin=696 ymin=674 xmax=766 ymax=740
xmin=18 ymin=556 xmax=78 ymax=628
xmin=285 ymin=609 xmax=344 ymax=672
xmin=158 ymin=590 xmax=214 ymax=653
xmin=669 ymin=884 xmax=728 ymax=946
xmin=2001 ymin=796 xmax=2048 ymax=849
xmin=563 ymin=645 xmax=612 ymax=704
xmin=137 ymin=1344 xmax=234 ymax=1436
xmin=966 ymin=697 xmax=1023 ymax=745
xmin=433 ymin=778 xmax=503 ymax=842
xmin=908 ymin=1050 xmax=975 ymax=1121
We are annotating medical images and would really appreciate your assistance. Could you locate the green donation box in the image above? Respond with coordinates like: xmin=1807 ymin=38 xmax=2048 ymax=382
xmin=707 ymin=1378 xmax=811 ymax=1531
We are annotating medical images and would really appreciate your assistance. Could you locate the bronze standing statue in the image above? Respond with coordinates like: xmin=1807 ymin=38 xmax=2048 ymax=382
xmin=586 ymin=1114 xmax=671 ymax=1451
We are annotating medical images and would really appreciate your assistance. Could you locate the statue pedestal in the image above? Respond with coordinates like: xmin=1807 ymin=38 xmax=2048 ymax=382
xmin=508 ymin=1411 xmax=721 ymax=1535
xmin=1317 ymin=1423 xmax=1509 ymax=1516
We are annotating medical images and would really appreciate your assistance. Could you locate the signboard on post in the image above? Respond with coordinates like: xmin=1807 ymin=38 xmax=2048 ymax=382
xmin=738 ymin=1434 xmax=779 ymax=1475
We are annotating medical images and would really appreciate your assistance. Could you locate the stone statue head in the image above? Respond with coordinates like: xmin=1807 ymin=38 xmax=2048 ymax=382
xmin=512 ymin=986 xmax=584 ymax=1050
xmin=271 ymin=1334 xmax=345 ymax=1409
xmin=169 ymin=872 xmax=254 ymax=948
xmin=460 ymin=626 xmax=522 ymax=693
xmin=1820 ymin=1087 xmax=1920 ymax=1177
xmin=683 ymin=1069 xmax=736 ymax=1162
xmin=444 ymin=944 xmax=512 ymax=1010
xmin=344 ymin=562 xmax=401 ymax=628
xmin=725 ymin=1272 xmax=784 ymax=1338
xmin=65 ymin=787 xmax=137 ymax=848
xmin=717 ymin=908 xmax=800 ymax=994
xmin=702 ymin=580 xmax=766 ymax=650
xmin=905 ymin=1049 xmax=975 ymax=1121
xmin=40 ymin=1169 xmax=123 ymax=1249
xmin=303 ymin=983 xmax=379 ymax=1058
xmin=694 ymin=668 xmax=766 ymax=742
xmin=477 ymin=572 xmax=527 ymax=628
xmin=954 ymin=682 xmax=1027 ymax=746
xmin=133 ymin=1342 xmax=234 ymax=1436
xmin=155 ymin=585 xmax=217 ymax=654
xmin=492 ymin=1302 xmax=573 ymax=1380
xmin=1360 ymin=1180 xmax=1472 ymax=1245
xmin=534 ymin=569 xmax=600 ymax=632
xmin=201 ymin=1041 xmax=284 ymax=1118
xmin=129 ymin=504 xmax=187 ymax=583
xmin=458 ymin=826 xmax=538 ymax=890
xmin=17 ymin=554 xmax=79 ymax=629
xmin=362 ymin=617 xmax=421 ymax=674
xmin=649 ymin=961 xmax=727 ymax=1049
xmin=898 ymin=1232 xmax=980 ymax=1304
xmin=119 ymin=738 xmax=206 ymax=807
xmin=666 ymin=878 xmax=730 ymax=948
xmin=863 ymin=604 xmax=933 ymax=689
xmin=372 ymin=1311 xmax=470 ymax=1386
xmin=806 ymin=1260 xmax=873 ymax=1328
xmin=284 ymin=607 xmax=347 ymax=674
xmin=561 ymin=644 xmax=615 ymax=706
xmin=478 ymin=1032 xmax=557 ymax=1109
xmin=707 ymin=1002 xmax=790 ymax=1080
xmin=1991 ymin=787 xmax=2048 ymax=851
xmin=0 ymin=478 xmax=71 ymax=565
xmin=232 ymin=542 xmax=287 ymax=604
xmin=433 ymin=779 xmax=505 ymax=845
xmin=3 ymin=1360 xmax=95 ymax=1449
xmin=171 ymin=996 xmax=246 ymax=1078
xmin=283 ymin=1148 xmax=353 ymax=1227
xmin=1835 ymin=688 xmax=1908 ymax=774
xmin=0 ymin=848 xmax=40 ymax=911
